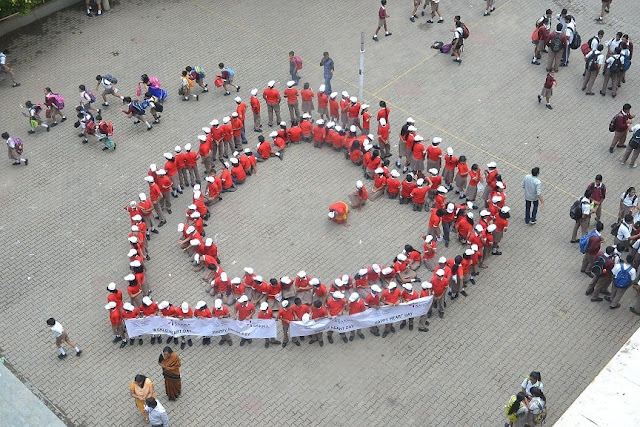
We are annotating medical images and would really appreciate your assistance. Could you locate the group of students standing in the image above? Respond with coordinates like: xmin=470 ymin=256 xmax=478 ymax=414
xmin=505 ymin=371 xmax=547 ymax=427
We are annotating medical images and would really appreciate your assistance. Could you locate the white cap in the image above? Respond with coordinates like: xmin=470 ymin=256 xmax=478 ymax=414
xmin=416 ymin=178 xmax=425 ymax=186
xmin=190 ymin=212 xmax=201 ymax=219
xmin=260 ymin=301 xmax=269 ymax=311
xmin=367 ymin=134 xmax=375 ymax=141
xmin=220 ymin=272 xmax=228 ymax=281
xmin=334 ymin=278 xmax=343 ymax=287
xmin=164 ymin=152 xmax=174 ymax=160
xmin=132 ymin=214 xmax=142 ymax=221
xmin=425 ymin=235 xmax=433 ymax=242
xmin=402 ymin=283 xmax=413 ymax=291
xmin=319 ymin=84 xmax=325 ymax=91
xmin=230 ymin=158 xmax=239 ymax=165
xmin=149 ymin=163 xmax=157 ymax=172
xmin=349 ymin=292 xmax=359 ymax=302
xmin=193 ymin=253 xmax=200 ymax=263
xmin=496 ymin=181 xmax=505 ymax=189
xmin=186 ymin=226 xmax=196 ymax=236
xmin=222 ymin=117 xmax=230 ymax=124
xmin=310 ymin=278 xmax=320 ymax=285
xmin=326 ymin=121 xmax=335 ymax=129
xmin=341 ymin=275 xmax=349 ymax=285
xmin=123 ymin=302 xmax=134 ymax=311
xmin=328 ymin=211 xmax=336 ymax=219
xmin=198 ymin=135 xmax=207 ymax=142
xmin=131 ymin=225 xmax=139 ymax=232
xmin=195 ymin=300 xmax=206 ymax=309
xmin=144 ymin=176 xmax=154 ymax=183
xmin=471 ymin=244 xmax=479 ymax=251
xmin=251 ymin=88 xmax=258 ymax=96
xmin=302 ymin=113 xmax=311 ymax=119
xmin=254 ymin=275 xmax=263 ymax=283
xmin=316 ymin=119 xmax=325 ymax=125
xmin=203 ymin=238 xmax=212 ymax=247
xmin=348 ymin=125 xmax=357 ymax=133
xmin=406 ymin=117 xmax=415 ymax=123
xmin=267 ymin=80 xmax=275 ymax=87
xmin=438 ymin=256 xmax=447 ymax=264
xmin=475 ymin=224 xmax=484 ymax=232
xmin=501 ymin=206 xmax=511 ymax=213
xmin=334 ymin=125 xmax=342 ymax=132
xmin=465 ymin=249 xmax=474 ymax=256
xmin=142 ymin=296 xmax=152 ymax=306
xmin=491 ymin=195 xmax=502 ymax=203
xmin=174 ymin=145 xmax=182 ymax=152
xmin=190 ymin=239 xmax=201 ymax=246
xmin=329 ymin=92 xmax=337 ymax=99
xmin=202 ymin=127 xmax=211 ymax=134
xmin=432 ymin=137 xmax=442 ymax=145
xmin=107 ymin=282 xmax=117 ymax=291
xmin=281 ymin=276 xmax=292 ymax=284
xmin=375 ymin=167 xmax=384 ymax=174
xmin=281 ymin=300 xmax=289 ymax=308
xmin=437 ymin=185 xmax=447 ymax=193
xmin=487 ymin=224 xmax=497 ymax=232
xmin=210 ymin=119 xmax=219 ymax=126
xmin=234 ymin=96 xmax=242 ymax=103
xmin=302 ymin=313 xmax=311 ymax=322
xmin=205 ymin=176 xmax=215 ymax=183
xmin=446 ymin=147 xmax=453 ymax=155
xmin=435 ymin=269 xmax=445 ymax=276
xmin=243 ymin=267 xmax=254 ymax=275
xmin=350 ymin=96 xmax=357 ymax=103
xmin=287 ymin=80 xmax=295 ymax=87
xmin=105 ymin=301 xmax=117 ymax=310
xmin=188 ymin=204 xmax=197 ymax=210
xmin=332 ymin=291 xmax=344 ymax=299
xmin=390 ymin=169 xmax=401 ymax=178
xmin=388 ymin=281 xmax=397 ymax=289
xmin=446 ymin=203 xmax=455 ymax=213
xmin=466 ymin=201 xmax=474 ymax=209
xmin=184 ymin=143 xmax=192 ymax=151
xmin=356 ymin=180 xmax=363 ymax=188
xmin=467 ymin=212 xmax=474 ymax=219
xmin=214 ymin=299 xmax=223 ymax=309
xmin=177 ymin=223 xmax=185 ymax=232
xmin=231 ymin=277 xmax=241 ymax=285
xmin=231 ymin=112 xmax=238 ymax=118
xmin=181 ymin=302 xmax=189 ymax=313
xmin=124 ymin=274 xmax=135 ymax=281
xmin=157 ymin=169 xmax=166 ymax=175
xmin=372 ymin=264 xmax=381 ymax=273
xmin=371 ymin=285 xmax=382 ymax=293
xmin=407 ymin=126 xmax=417 ymax=132
xmin=429 ymin=168 xmax=438 ymax=175
xmin=358 ymin=268 xmax=368 ymax=276
xmin=270 ymin=131 xmax=278 ymax=138
xmin=361 ymin=104 xmax=369 ymax=110
xmin=297 ymin=271 xmax=307 ymax=278
xmin=130 ymin=260 xmax=141 ymax=267
xmin=397 ymin=253 xmax=407 ymax=261
xmin=379 ymin=117 xmax=387 ymax=126
xmin=414 ymin=135 xmax=424 ymax=142
xmin=158 ymin=301 xmax=169 ymax=309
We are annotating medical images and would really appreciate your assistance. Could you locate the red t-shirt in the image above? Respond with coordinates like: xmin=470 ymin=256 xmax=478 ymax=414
xmin=292 ymin=304 xmax=311 ymax=320
xmin=348 ymin=299 xmax=366 ymax=315
xmin=235 ymin=302 xmax=255 ymax=320
xmin=326 ymin=297 xmax=346 ymax=316
xmin=284 ymin=87 xmax=299 ymax=103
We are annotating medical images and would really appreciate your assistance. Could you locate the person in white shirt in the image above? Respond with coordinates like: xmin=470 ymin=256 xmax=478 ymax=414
xmin=46 ymin=318 xmax=82 ymax=359
xmin=561 ymin=14 xmax=575 ymax=66
xmin=145 ymin=398 xmax=170 ymax=427
xmin=521 ymin=371 xmax=544 ymax=398
xmin=605 ymin=32 xmax=623 ymax=56
xmin=600 ymin=46 xmax=625 ymax=97
xmin=95 ymin=74 xmax=123 ymax=106
xmin=525 ymin=387 xmax=547 ymax=425
xmin=615 ymin=213 xmax=633 ymax=250
xmin=618 ymin=187 xmax=638 ymax=222
xmin=78 ymin=84 xmax=100 ymax=113
xmin=589 ymin=30 xmax=605 ymax=51
xmin=582 ymin=44 xmax=605 ymax=95
xmin=3 ymin=132 xmax=27 ymax=166
xmin=608 ymin=254 xmax=637 ymax=309
xmin=571 ymin=189 xmax=593 ymax=243
xmin=0 ymin=49 xmax=20 ymax=87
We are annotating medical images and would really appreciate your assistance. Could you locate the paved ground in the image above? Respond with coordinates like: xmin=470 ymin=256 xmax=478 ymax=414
xmin=1 ymin=0 xmax=639 ymax=425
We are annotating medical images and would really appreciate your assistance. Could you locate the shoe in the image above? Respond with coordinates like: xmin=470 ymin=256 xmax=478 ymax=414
xmin=102 ymin=102 xmax=109 ymax=106
xmin=421 ymin=10 xmax=425 ymax=16
xmin=166 ymin=336 xmax=172 ymax=344
xmin=195 ymin=94 xmax=199 ymax=101
xmin=381 ymin=332 xmax=388 ymax=338
xmin=138 ymin=338 xmax=143 ymax=345
xmin=50 ymin=122 xmax=58 ymax=127
xmin=399 ymin=321 xmax=406 ymax=330
xmin=58 ymin=353 xmax=67 ymax=359
xmin=294 ymin=341 xmax=301 ymax=346
xmin=327 ymin=335 xmax=334 ymax=344
xmin=12 ymin=82 xmax=20 ymax=87
xmin=180 ymin=342 xmax=185 ymax=349
xmin=151 ymin=229 xmax=159 ymax=234
xmin=585 ymin=289 xmax=593 ymax=296
xmin=187 ymin=339 xmax=193 ymax=346
xmin=240 ymin=339 xmax=246 ymax=346
xmin=586 ymin=92 xmax=595 ymax=95
xmin=97 ymin=9 xmax=102 ymax=15
xmin=147 ymin=126 xmax=152 ymax=131
xmin=182 ymin=97 xmax=189 ymax=101
xmin=357 ymin=332 xmax=365 ymax=339
xmin=460 ymin=290 xmax=468 ymax=297
xmin=596 ymin=17 xmax=603 ymax=22
xmin=349 ymin=335 xmax=354 ymax=341
xmin=530 ymin=220 xmax=537 ymax=224
xmin=237 ymin=86 xmax=241 ymax=92
xmin=631 ymin=307 xmax=640 ymax=316
xmin=129 ymin=339 xmax=134 ymax=345
xmin=570 ymin=240 xmax=578 ymax=243
xmin=112 ymin=336 xmax=121 ymax=343
xmin=610 ymin=304 xmax=621 ymax=309
xmin=537 ymin=95 xmax=542 ymax=103
xmin=102 ymin=147 xmax=109 ymax=151
xmin=546 ymin=104 xmax=553 ymax=110
xmin=586 ymin=272 xmax=594 ymax=278
xmin=438 ymin=311 xmax=444 ymax=318
xmin=371 ymin=330 xmax=380 ymax=337
xmin=390 ymin=326 xmax=396 ymax=333
xmin=493 ymin=251 xmax=502 ymax=256
xmin=609 ymin=147 xmax=614 ymax=153
xmin=426 ymin=19 xmax=433 ymax=23
xmin=173 ymin=337 xmax=178 ymax=344
xmin=319 ymin=341 xmax=324 ymax=347
xmin=228 ymin=340 xmax=232 ymax=346
xmin=385 ymin=32 xmax=392 ymax=36
xmin=438 ymin=18 xmax=444 ymax=23
xmin=76 ymin=349 xmax=83 ymax=356
xmin=151 ymin=336 xmax=156 ymax=345
xmin=410 ymin=16 xmax=415 ymax=22
xmin=602 ymin=291 xmax=611 ymax=296
xmin=373 ymin=35 xmax=378 ymax=42
xmin=418 ymin=328 xmax=429 ymax=332
xmin=532 ymin=61 xmax=540 ymax=65
xmin=120 ymin=341 xmax=127 ymax=348
xmin=631 ymin=164 xmax=638 ymax=168
xmin=341 ymin=336 xmax=348 ymax=343
xmin=445 ymin=241 xmax=449 ymax=248
xmin=28 ymin=130 xmax=35 ymax=134
xmin=224 ymin=92 xmax=231 ymax=96
xmin=604 ymin=296 xmax=612 ymax=302
xmin=282 ymin=342 xmax=288 ymax=348
xmin=265 ymin=341 xmax=269 ymax=348
xmin=600 ymin=91 xmax=606 ymax=96
xmin=560 ymin=63 xmax=567 ymax=67
xmin=158 ymin=220 xmax=166 ymax=227
xmin=409 ymin=324 xmax=413 ymax=331
xmin=167 ymin=209 xmax=172 ymax=214
xmin=12 ymin=162 xmax=20 ymax=166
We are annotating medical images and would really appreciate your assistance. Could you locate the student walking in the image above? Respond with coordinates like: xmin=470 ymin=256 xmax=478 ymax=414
xmin=218 ymin=63 xmax=240 ymax=95
xmin=538 ymin=71 xmax=557 ymax=109
xmin=373 ymin=0 xmax=392 ymax=41
xmin=3 ymin=132 xmax=27 ymax=166
xmin=46 ymin=318 xmax=82 ymax=359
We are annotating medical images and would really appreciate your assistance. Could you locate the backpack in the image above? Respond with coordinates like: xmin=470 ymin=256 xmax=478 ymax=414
xmin=569 ymin=198 xmax=583 ymax=220
xmin=431 ymin=41 xmax=444 ymax=50
xmin=85 ymin=120 xmax=96 ymax=135
xmin=609 ymin=113 xmax=620 ymax=132
xmin=225 ymin=67 xmax=234 ymax=78
xmin=85 ymin=89 xmax=96 ymax=103
xmin=194 ymin=65 xmax=205 ymax=78
xmin=623 ymin=55 xmax=631 ymax=71
xmin=131 ymin=101 xmax=145 ymax=115
xmin=52 ymin=93 xmax=65 ymax=110
xmin=461 ymin=23 xmax=469 ymax=39
xmin=187 ymin=77 xmax=195 ymax=88
xmin=613 ymin=265 xmax=633 ymax=288
xmin=629 ymin=129 xmax=640 ymax=150
xmin=532 ymin=28 xmax=540 ymax=42
xmin=11 ymin=138 xmax=24 ymax=154
xmin=440 ymin=43 xmax=452 ymax=54
xmin=102 ymin=74 xmax=118 ymax=84
xmin=148 ymin=76 xmax=161 ymax=88
xmin=294 ymin=56 xmax=303 ymax=70
xmin=533 ymin=407 xmax=548 ymax=424
xmin=610 ymin=56 xmax=623 ymax=74
xmin=550 ymin=34 xmax=563 ymax=52
xmin=570 ymin=32 xmax=581 ymax=50
xmin=579 ymin=229 xmax=598 ymax=254
xmin=586 ymin=54 xmax=598 ymax=71
xmin=99 ymin=121 xmax=114 ymax=136
xmin=580 ymin=43 xmax=591 ymax=56
xmin=591 ymin=254 xmax=606 ymax=276
xmin=504 ymin=396 xmax=520 ymax=423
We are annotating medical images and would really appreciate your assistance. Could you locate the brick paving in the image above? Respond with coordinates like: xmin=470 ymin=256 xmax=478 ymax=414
xmin=0 ymin=0 xmax=639 ymax=425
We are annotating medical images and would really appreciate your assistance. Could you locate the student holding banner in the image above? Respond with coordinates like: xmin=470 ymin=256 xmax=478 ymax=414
xmin=380 ymin=282 xmax=401 ymax=338
xmin=365 ymin=285 xmax=383 ymax=336
xmin=277 ymin=299 xmax=297 ymax=347
xmin=347 ymin=293 xmax=366 ymax=340
xmin=309 ymin=300 xmax=329 ymax=347
xmin=258 ymin=302 xmax=281 ymax=348
xmin=212 ymin=299 xmax=233 ymax=346
xmin=326 ymin=292 xmax=348 ymax=344
xmin=234 ymin=295 xmax=256 ymax=347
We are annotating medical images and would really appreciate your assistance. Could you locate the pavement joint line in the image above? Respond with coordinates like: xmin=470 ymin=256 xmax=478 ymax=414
xmin=191 ymin=0 xmax=615 ymax=218
xmin=371 ymin=0 xmax=515 ymax=96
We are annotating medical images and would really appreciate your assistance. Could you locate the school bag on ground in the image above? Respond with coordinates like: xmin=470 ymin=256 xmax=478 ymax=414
xmin=431 ymin=41 xmax=444 ymax=50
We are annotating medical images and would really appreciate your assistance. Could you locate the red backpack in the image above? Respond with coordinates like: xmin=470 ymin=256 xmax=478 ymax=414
xmin=294 ymin=56 xmax=303 ymax=70
xmin=461 ymin=23 xmax=470 ymax=39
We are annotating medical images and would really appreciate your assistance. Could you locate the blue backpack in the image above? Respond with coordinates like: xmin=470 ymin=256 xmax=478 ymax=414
xmin=579 ymin=229 xmax=598 ymax=254
xmin=131 ymin=101 xmax=145 ymax=115
xmin=613 ymin=265 xmax=633 ymax=288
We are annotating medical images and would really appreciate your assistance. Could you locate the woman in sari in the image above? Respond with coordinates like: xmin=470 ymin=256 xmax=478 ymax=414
xmin=158 ymin=346 xmax=181 ymax=400
xmin=129 ymin=374 xmax=155 ymax=423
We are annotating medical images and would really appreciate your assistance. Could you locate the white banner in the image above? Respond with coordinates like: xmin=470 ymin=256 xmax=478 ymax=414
xmin=124 ymin=316 xmax=277 ymax=339
xmin=289 ymin=296 xmax=433 ymax=337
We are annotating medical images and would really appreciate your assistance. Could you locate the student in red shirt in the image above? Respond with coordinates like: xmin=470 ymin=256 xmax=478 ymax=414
xmin=292 ymin=297 xmax=311 ymax=324
xmin=377 ymin=100 xmax=390 ymax=128
xmin=250 ymin=88 xmax=262 ymax=132
xmin=410 ymin=178 xmax=429 ymax=211
xmin=163 ymin=152 xmax=181 ymax=196
xmin=257 ymin=302 xmax=281 ymax=348
xmin=309 ymin=300 xmax=328 ymax=346
xmin=229 ymin=157 xmax=247 ymax=184
xmin=284 ymin=81 xmax=300 ymax=123
xmin=312 ymin=119 xmax=326 ymax=148
xmin=380 ymin=282 xmax=401 ymax=337
xmin=300 ymin=114 xmax=313 ymax=142
xmin=328 ymin=92 xmax=339 ymax=122
xmin=140 ymin=296 xmax=161 ymax=345
xmin=262 ymin=80 xmax=282 ymax=127
xmin=288 ymin=120 xmax=302 ymax=144
xmin=176 ymin=302 xmax=193 ymax=349
xmin=399 ymin=283 xmax=419 ymax=330
xmin=277 ymin=299 xmax=297 ymax=347
xmin=346 ymin=292 xmax=366 ymax=340
xmin=325 ymin=292 xmax=348 ymax=343
xmin=364 ymin=284 xmax=382 ymax=336
xmin=234 ymin=295 xmax=255 ymax=346
xmin=386 ymin=169 xmax=401 ymax=198
xmin=454 ymin=155 xmax=469 ymax=198
xmin=426 ymin=137 xmax=443 ymax=172
xmin=212 ymin=298 xmax=233 ymax=346
xmin=317 ymin=84 xmax=329 ymax=120
xmin=234 ymin=96 xmax=248 ymax=144
xmin=194 ymin=301 xmax=213 ymax=345
xmin=174 ymin=145 xmax=190 ymax=189
xmin=431 ymin=269 xmax=449 ymax=318
xmin=400 ymin=174 xmax=417 ymax=205
xmin=300 ymin=83 xmax=315 ymax=117
xmin=377 ymin=117 xmax=391 ymax=159
xmin=105 ymin=301 xmax=123 ymax=345
xmin=349 ymin=180 xmax=368 ymax=210
xmin=493 ymin=206 xmax=510 ymax=255
xmin=230 ymin=112 xmax=243 ymax=151
xmin=312 ymin=280 xmax=328 ymax=305
xmin=121 ymin=302 xmax=141 ymax=347
xmin=107 ymin=282 xmax=124 ymax=310
xmin=418 ymin=282 xmax=433 ymax=332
